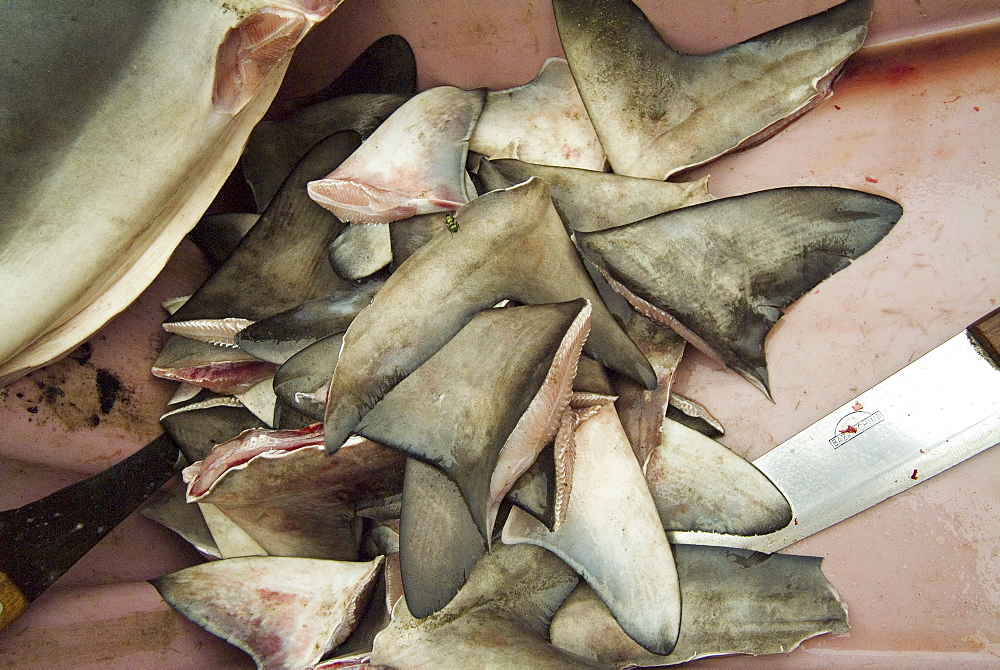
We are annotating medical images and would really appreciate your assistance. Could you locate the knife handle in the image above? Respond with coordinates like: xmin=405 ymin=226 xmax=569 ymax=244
xmin=0 ymin=573 xmax=28 ymax=630
xmin=970 ymin=306 xmax=1000 ymax=363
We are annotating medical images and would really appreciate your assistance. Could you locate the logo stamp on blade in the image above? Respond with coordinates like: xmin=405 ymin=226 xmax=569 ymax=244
xmin=829 ymin=401 xmax=884 ymax=448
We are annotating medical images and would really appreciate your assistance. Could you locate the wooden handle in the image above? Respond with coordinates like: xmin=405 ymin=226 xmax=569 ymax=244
xmin=0 ymin=572 xmax=28 ymax=631
xmin=969 ymin=306 xmax=1000 ymax=363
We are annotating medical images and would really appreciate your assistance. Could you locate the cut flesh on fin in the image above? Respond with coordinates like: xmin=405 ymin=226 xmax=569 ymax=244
xmin=507 ymin=442 xmax=560 ymax=532
xmin=152 ymin=335 xmax=277 ymax=395
xmin=245 ymin=92 xmax=410 ymax=210
xmin=159 ymin=391 xmax=267 ymax=462
xmin=152 ymin=554 xmax=383 ymax=670
xmin=213 ymin=4 xmax=344 ymax=115
xmin=162 ymin=316 xmax=253 ymax=348
xmin=666 ymin=393 xmax=724 ymax=438
xmin=552 ymin=0 xmax=873 ymax=178
xmin=184 ymin=425 xmax=404 ymax=560
xmin=612 ymin=313 xmax=686 ymax=464
xmin=506 ymin=368 xmax=616 ymax=531
xmin=307 ymin=86 xmax=485 ymax=223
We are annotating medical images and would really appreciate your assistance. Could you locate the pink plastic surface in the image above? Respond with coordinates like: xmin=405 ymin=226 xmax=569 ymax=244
xmin=1 ymin=1 xmax=998 ymax=667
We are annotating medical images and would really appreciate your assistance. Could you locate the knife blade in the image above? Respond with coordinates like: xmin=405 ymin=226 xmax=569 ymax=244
xmin=669 ymin=307 xmax=1000 ymax=553
xmin=0 ymin=433 xmax=183 ymax=630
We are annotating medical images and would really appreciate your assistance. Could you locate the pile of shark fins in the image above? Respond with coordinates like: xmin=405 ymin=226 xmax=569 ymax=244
xmin=143 ymin=0 xmax=904 ymax=667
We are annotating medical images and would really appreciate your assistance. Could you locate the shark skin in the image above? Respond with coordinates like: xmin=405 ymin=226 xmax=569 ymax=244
xmin=576 ymin=186 xmax=902 ymax=396
xmin=549 ymin=546 xmax=848 ymax=667
xmin=552 ymin=0 xmax=873 ymax=179
xmin=272 ymin=332 xmax=344 ymax=421
xmin=152 ymin=130 xmax=360 ymax=393
xmin=323 ymin=177 xmax=656 ymax=453
xmin=370 ymin=544 xmax=599 ymax=670
xmin=0 ymin=0 xmax=341 ymax=386
xmin=644 ymin=418 xmax=791 ymax=536
xmin=355 ymin=300 xmax=591 ymax=544
xmin=396 ymin=457 xmax=486 ymax=619
xmin=488 ymin=159 xmax=712 ymax=232
xmin=166 ymin=130 xmax=359 ymax=326
xmin=271 ymin=33 xmax=416 ymax=119
xmin=236 ymin=280 xmax=382 ymax=365
xmin=469 ymin=58 xmax=606 ymax=171
xmin=502 ymin=402 xmax=682 ymax=656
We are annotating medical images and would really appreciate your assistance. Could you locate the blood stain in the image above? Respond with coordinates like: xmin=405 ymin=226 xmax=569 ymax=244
xmin=887 ymin=64 xmax=916 ymax=84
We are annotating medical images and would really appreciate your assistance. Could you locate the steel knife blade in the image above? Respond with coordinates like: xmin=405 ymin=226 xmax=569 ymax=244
xmin=669 ymin=307 xmax=1000 ymax=553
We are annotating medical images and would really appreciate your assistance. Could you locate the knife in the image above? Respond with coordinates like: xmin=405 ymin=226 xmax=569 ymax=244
xmin=0 ymin=434 xmax=183 ymax=630
xmin=669 ymin=307 xmax=1000 ymax=553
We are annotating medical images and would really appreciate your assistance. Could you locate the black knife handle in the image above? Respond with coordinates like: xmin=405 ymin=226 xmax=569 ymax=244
xmin=0 ymin=433 xmax=182 ymax=629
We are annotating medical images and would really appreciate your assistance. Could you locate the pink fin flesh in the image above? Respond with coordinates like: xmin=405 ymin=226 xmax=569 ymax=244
xmin=151 ymin=359 xmax=277 ymax=394
xmin=184 ymin=423 xmax=325 ymax=499
xmin=213 ymin=8 xmax=308 ymax=114
xmin=308 ymin=179 xmax=433 ymax=224
xmin=487 ymin=302 xmax=592 ymax=539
